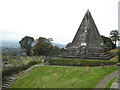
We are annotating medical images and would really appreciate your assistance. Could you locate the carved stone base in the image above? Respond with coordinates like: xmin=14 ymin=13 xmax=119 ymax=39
xmin=62 ymin=52 xmax=115 ymax=60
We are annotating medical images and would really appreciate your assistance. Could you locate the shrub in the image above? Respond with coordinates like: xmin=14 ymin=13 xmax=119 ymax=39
xmin=49 ymin=58 xmax=117 ymax=66
xmin=2 ymin=66 xmax=23 ymax=78
xmin=2 ymin=60 xmax=41 ymax=78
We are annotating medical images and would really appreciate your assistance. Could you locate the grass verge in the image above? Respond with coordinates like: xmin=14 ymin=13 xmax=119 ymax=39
xmin=104 ymin=76 xmax=117 ymax=89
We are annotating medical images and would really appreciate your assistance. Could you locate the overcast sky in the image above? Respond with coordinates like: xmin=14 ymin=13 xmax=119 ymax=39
xmin=0 ymin=0 xmax=119 ymax=44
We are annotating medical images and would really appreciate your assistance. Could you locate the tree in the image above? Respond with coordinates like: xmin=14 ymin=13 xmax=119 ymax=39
xmin=50 ymin=46 xmax=61 ymax=56
xmin=19 ymin=36 xmax=34 ymax=56
xmin=101 ymin=35 xmax=114 ymax=50
xmin=110 ymin=30 xmax=120 ymax=48
xmin=118 ymin=49 xmax=120 ymax=62
xmin=33 ymin=37 xmax=53 ymax=56
xmin=60 ymin=48 xmax=65 ymax=53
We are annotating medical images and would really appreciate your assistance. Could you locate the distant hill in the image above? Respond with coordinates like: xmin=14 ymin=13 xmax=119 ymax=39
xmin=1 ymin=47 xmax=21 ymax=55
xmin=1 ymin=40 xmax=66 ymax=48
xmin=52 ymin=42 xmax=66 ymax=48
xmin=1 ymin=40 xmax=20 ymax=48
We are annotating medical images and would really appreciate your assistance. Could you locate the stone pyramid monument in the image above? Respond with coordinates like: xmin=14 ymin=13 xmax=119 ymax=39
xmin=63 ymin=10 xmax=114 ymax=60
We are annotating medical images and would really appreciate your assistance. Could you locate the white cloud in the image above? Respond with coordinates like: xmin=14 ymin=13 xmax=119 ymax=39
xmin=0 ymin=0 xmax=119 ymax=44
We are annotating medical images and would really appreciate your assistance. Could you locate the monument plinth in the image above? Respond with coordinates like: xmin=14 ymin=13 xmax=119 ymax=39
xmin=63 ymin=10 xmax=114 ymax=60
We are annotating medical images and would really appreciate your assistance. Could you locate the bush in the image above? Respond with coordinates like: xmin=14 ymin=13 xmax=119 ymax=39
xmin=2 ymin=66 xmax=23 ymax=78
xmin=49 ymin=58 xmax=117 ymax=66
xmin=2 ymin=60 xmax=41 ymax=78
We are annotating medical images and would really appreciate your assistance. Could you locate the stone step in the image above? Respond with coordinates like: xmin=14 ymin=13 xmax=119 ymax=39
xmin=2 ymin=78 xmax=14 ymax=84
xmin=2 ymin=85 xmax=8 ymax=89
xmin=20 ymin=73 xmax=25 ymax=76
xmin=2 ymin=79 xmax=14 ymax=85
xmin=106 ymin=54 xmax=115 ymax=60
xmin=86 ymin=55 xmax=115 ymax=60
xmin=3 ymin=83 xmax=9 ymax=86
xmin=2 ymin=81 xmax=11 ymax=85
xmin=88 ymin=52 xmax=114 ymax=57
xmin=8 ymin=78 xmax=14 ymax=81
xmin=18 ymin=67 xmax=35 ymax=77
xmin=2 ymin=78 xmax=16 ymax=89
xmin=2 ymin=85 xmax=7 ymax=88
xmin=86 ymin=53 xmax=115 ymax=60
xmin=4 ymin=81 xmax=11 ymax=84
xmin=64 ymin=55 xmax=115 ymax=60
xmin=2 ymin=64 xmax=42 ymax=89
xmin=2 ymin=80 xmax=7 ymax=84
xmin=64 ymin=52 xmax=114 ymax=56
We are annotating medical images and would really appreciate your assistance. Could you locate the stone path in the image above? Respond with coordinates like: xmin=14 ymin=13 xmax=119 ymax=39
xmin=95 ymin=71 xmax=118 ymax=88
xmin=111 ymin=75 xmax=120 ymax=89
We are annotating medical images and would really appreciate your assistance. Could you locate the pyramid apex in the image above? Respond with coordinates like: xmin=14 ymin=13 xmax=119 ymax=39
xmin=87 ymin=9 xmax=89 ymax=12
xmin=86 ymin=9 xmax=90 ymax=14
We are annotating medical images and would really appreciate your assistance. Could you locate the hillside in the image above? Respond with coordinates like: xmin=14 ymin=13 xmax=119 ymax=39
xmin=1 ymin=40 xmax=65 ymax=48
xmin=1 ymin=40 xmax=20 ymax=48
xmin=10 ymin=66 xmax=117 ymax=88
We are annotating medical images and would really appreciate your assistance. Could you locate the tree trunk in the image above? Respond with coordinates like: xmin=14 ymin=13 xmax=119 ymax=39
xmin=115 ymin=36 xmax=117 ymax=48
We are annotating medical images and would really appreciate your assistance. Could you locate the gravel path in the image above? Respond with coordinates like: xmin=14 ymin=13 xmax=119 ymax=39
xmin=94 ymin=70 xmax=118 ymax=88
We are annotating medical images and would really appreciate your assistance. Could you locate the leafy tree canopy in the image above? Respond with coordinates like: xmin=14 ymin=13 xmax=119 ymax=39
xmin=101 ymin=35 xmax=114 ymax=50
xmin=19 ymin=36 xmax=34 ymax=56
xmin=110 ymin=30 xmax=120 ymax=48
xmin=33 ymin=37 xmax=53 ymax=56
xmin=50 ymin=46 xmax=61 ymax=56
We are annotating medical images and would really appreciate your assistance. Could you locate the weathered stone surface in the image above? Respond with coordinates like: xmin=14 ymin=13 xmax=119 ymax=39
xmin=63 ymin=10 xmax=114 ymax=59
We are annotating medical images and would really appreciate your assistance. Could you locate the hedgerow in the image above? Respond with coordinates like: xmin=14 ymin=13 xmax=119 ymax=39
xmin=48 ymin=58 xmax=117 ymax=66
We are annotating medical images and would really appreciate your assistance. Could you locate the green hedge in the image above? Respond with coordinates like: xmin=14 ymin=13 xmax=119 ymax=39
xmin=2 ymin=60 xmax=41 ymax=79
xmin=49 ymin=58 xmax=117 ymax=66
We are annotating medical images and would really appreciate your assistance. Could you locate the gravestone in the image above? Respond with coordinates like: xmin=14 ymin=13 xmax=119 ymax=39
xmin=63 ymin=10 xmax=114 ymax=60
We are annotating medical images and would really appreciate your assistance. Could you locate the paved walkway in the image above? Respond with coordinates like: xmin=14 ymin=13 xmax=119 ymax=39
xmin=95 ymin=70 xmax=118 ymax=88
xmin=111 ymin=71 xmax=120 ymax=89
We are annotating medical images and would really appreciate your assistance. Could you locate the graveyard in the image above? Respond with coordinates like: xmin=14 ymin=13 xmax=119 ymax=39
xmin=2 ymin=47 xmax=119 ymax=89
xmin=2 ymin=10 xmax=119 ymax=89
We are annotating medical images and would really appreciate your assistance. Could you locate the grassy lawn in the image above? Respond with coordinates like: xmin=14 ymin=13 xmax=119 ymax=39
xmin=10 ymin=66 xmax=117 ymax=88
